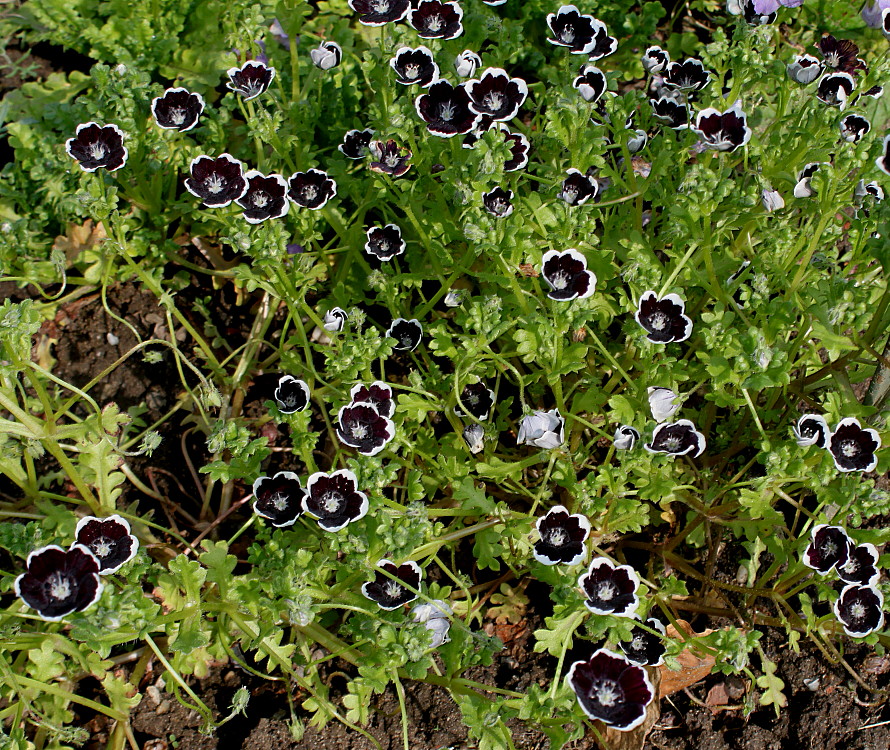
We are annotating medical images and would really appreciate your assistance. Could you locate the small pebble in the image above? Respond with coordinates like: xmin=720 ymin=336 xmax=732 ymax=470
xmin=106 ymin=332 xmax=119 ymax=346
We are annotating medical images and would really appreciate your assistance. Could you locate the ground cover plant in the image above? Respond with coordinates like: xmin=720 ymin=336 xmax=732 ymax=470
xmin=4 ymin=0 xmax=890 ymax=747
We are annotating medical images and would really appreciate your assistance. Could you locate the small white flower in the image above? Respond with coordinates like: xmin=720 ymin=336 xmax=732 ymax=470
xmin=613 ymin=425 xmax=639 ymax=450
xmin=517 ymin=409 xmax=565 ymax=449
xmin=455 ymin=50 xmax=481 ymax=78
xmin=761 ymin=188 xmax=784 ymax=212
xmin=310 ymin=41 xmax=342 ymax=70
xmin=323 ymin=307 xmax=347 ymax=333
xmin=411 ymin=599 xmax=452 ymax=647
xmin=647 ymin=387 xmax=680 ymax=422
xmin=463 ymin=423 xmax=485 ymax=453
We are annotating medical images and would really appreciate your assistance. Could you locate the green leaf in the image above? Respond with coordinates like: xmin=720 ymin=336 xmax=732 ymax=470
xmin=755 ymin=655 xmax=787 ymax=713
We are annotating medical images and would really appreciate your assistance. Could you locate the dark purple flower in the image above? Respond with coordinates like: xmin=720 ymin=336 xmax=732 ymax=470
xmin=14 ymin=545 xmax=103 ymax=621
xmin=828 ymin=418 xmax=880 ymax=472
xmin=645 ymin=420 xmax=706 ymax=458
xmin=340 ymin=129 xmax=375 ymax=159
xmin=541 ymin=249 xmax=596 ymax=301
xmin=350 ymin=381 xmax=395 ymax=419
xmin=455 ymin=382 xmax=495 ymax=421
xmin=466 ymin=68 xmax=528 ymax=122
xmin=65 ymin=123 xmax=128 ymax=172
xmin=573 ymin=64 xmax=607 ymax=103
xmin=620 ymin=618 xmax=667 ymax=666
xmin=863 ymin=85 xmax=884 ymax=99
xmin=482 ymin=187 xmax=513 ymax=217
xmin=817 ymin=34 xmax=861 ymax=73
xmin=817 ymin=72 xmax=855 ymax=107
xmin=236 ymin=171 xmax=289 ymax=223
xmin=501 ymin=126 xmax=530 ymax=171
xmin=252 ymin=471 xmax=305 ymax=527
xmin=567 ymin=648 xmax=654 ymax=731
xmin=415 ymin=80 xmax=479 ymax=137
xmin=362 ymin=559 xmax=423 ymax=609
xmin=834 ymin=584 xmax=884 ymax=637
xmin=664 ymin=59 xmax=711 ymax=91
xmin=650 ymin=96 xmax=689 ymax=129
xmin=391 ymin=46 xmax=439 ymax=86
xmin=803 ymin=524 xmax=851 ymax=573
xmin=558 ymin=168 xmax=598 ymax=206
xmin=838 ymin=542 xmax=880 ymax=586
xmin=533 ymin=505 xmax=591 ymax=566
xmin=336 ymin=403 xmax=395 ymax=456
xmin=274 ymin=375 xmax=310 ymax=414
xmin=365 ymin=224 xmax=405 ymax=261
xmin=185 ymin=153 xmax=248 ymax=207
xmin=386 ymin=318 xmax=423 ymax=351
xmin=151 ymin=88 xmax=205 ymax=132
xmin=840 ymin=114 xmax=870 ymax=143
xmin=635 ymin=291 xmax=693 ymax=344
xmin=74 ymin=515 xmax=138 ymax=574
xmin=579 ymin=558 xmax=640 ymax=617
xmin=287 ymin=169 xmax=337 ymax=210
xmin=792 ymin=414 xmax=830 ymax=447
xmin=693 ymin=104 xmax=751 ymax=152
xmin=787 ymin=54 xmax=823 ymax=84
xmin=226 ymin=61 xmax=276 ymax=100
xmin=303 ymin=469 xmax=369 ymax=532
xmin=409 ymin=0 xmax=463 ymax=40
xmin=369 ymin=139 xmax=413 ymax=177
xmin=641 ymin=46 xmax=669 ymax=74
xmin=348 ymin=0 xmax=410 ymax=25
xmin=546 ymin=6 xmax=615 ymax=58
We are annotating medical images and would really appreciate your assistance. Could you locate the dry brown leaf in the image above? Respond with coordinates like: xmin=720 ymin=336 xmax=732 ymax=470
xmin=658 ymin=619 xmax=717 ymax=697
xmin=601 ymin=667 xmax=661 ymax=750
xmin=52 ymin=220 xmax=107 ymax=262
xmin=705 ymin=682 xmax=731 ymax=712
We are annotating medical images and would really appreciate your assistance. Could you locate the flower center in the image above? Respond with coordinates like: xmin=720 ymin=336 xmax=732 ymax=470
xmin=270 ymin=492 xmax=289 ymax=511
xmin=384 ymin=153 xmax=401 ymax=167
xmin=491 ymin=198 xmax=507 ymax=213
xmin=630 ymin=634 xmax=646 ymax=650
xmin=548 ymin=528 xmax=568 ymax=547
xmin=404 ymin=63 xmax=420 ymax=80
xmin=371 ymin=0 xmax=390 ymax=12
xmin=484 ymin=92 xmax=504 ymax=111
xmin=204 ymin=173 xmax=226 ymax=194
xmin=384 ymin=581 xmax=403 ymax=599
xmin=93 ymin=538 xmax=113 ymax=558
xmin=302 ymin=185 xmax=319 ymax=202
xmin=840 ymin=440 xmax=860 ymax=458
xmin=597 ymin=581 xmax=616 ymax=601
xmin=48 ymin=573 xmax=72 ymax=601
xmin=850 ymin=602 xmax=867 ymax=620
xmin=662 ymin=436 xmax=682 ymax=452
xmin=377 ymin=239 xmax=390 ymax=253
xmin=251 ymin=191 xmax=270 ymax=208
xmin=550 ymin=271 xmax=570 ymax=290
xmin=825 ymin=52 xmax=841 ymax=67
xmin=439 ymin=101 xmax=456 ymax=121
xmin=425 ymin=13 xmax=444 ymax=32
xmin=559 ymin=27 xmax=575 ymax=44
xmin=593 ymin=679 xmax=622 ymax=707
xmin=401 ymin=334 xmax=414 ymax=348
xmin=649 ymin=312 xmax=668 ymax=331
xmin=352 ymin=423 xmax=369 ymax=440
xmin=562 ymin=186 xmax=578 ymax=203
xmin=322 ymin=491 xmax=344 ymax=514
xmin=170 ymin=108 xmax=187 ymax=125
xmin=243 ymin=80 xmax=264 ymax=98
xmin=89 ymin=142 xmax=106 ymax=161
xmin=823 ymin=539 xmax=838 ymax=557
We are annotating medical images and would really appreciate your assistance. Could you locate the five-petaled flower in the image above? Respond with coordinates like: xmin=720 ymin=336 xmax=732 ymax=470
xmin=348 ymin=0 xmax=410 ymax=25
xmin=540 ymin=249 xmax=596 ymax=301
xmin=839 ymin=114 xmax=870 ymax=143
xmin=573 ymin=65 xmax=607 ymax=103
xmin=650 ymin=96 xmax=689 ymax=129
xmin=786 ymin=54 xmax=823 ymax=84
xmin=613 ymin=425 xmax=640 ymax=450
xmin=409 ymin=0 xmax=464 ymax=40
xmin=151 ymin=88 xmax=205 ymax=132
xmin=482 ymin=187 xmax=514 ymax=217
xmin=185 ymin=154 xmax=248 ymax=207
xmin=303 ymin=469 xmax=369 ymax=531
xmin=620 ymin=618 xmax=667 ymax=666
xmin=350 ymin=381 xmax=396 ymax=419
xmin=15 ymin=545 xmax=104 ymax=621
xmin=274 ymin=375 xmax=310 ymax=414
xmin=236 ymin=171 xmax=290 ymax=223
xmin=579 ymin=557 xmax=640 ymax=616
xmin=226 ymin=61 xmax=276 ymax=100
xmin=802 ymin=524 xmax=850 ymax=573
xmin=837 ymin=542 xmax=880 ymax=586
xmin=324 ymin=307 xmax=348 ymax=333
xmin=816 ymin=72 xmax=855 ymax=108
xmin=336 ymin=402 xmax=396 ymax=456
xmin=253 ymin=471 xmax=306 ymax=527
xmin=455 ymin=382 xmax=495 ymax=421
xmin=365 ymin=224 xmax=406 ymax=261
xmin=369 ymin=139 xmax=413 ymax=177
xmin=391 ymin=46 xmax=439 ymax=87
xmin=533 ymin=505 xmax=591 ymax=566
xmin=546 ymin=6 xmax=616 ymax=59
xmin=693 ymin=104 xmax=752 ymax=152
xmin=362 ymin=559 xmax=423 ymax=609
xmin=386 ymin=318 xmax=423 ymax=351
xmin=827 ymin=417 xmax=880 ymax=472
xmin=310 ymin=41 xmax=342 ymax=70
xmin=340 ymin=129 xmax=375 ymax=159
xmin=416 ymin=80 xmax=479 ymax=137
xmin=74 ymin=515 xmax=139 ymax=574
xmin=645 ymin=420 xmax=706 ymax=458
xmin=465 ymin=68 xmax=528 ymax=122
xmin=558 ymin=168 xmax=599 ymax=206
xmin=792 ymin=414 xmax=829 ymax=447
xmin=834 ymin=584 xmax=884 ymax=637
xmin=635 ymin=291 xmax=693 ymax=344
xmin=517 ymin=409 xmax=565 ymax=449
xmin=66 ymin=123 xmax=128 ymax=172
xmin=287 ymin=169 xmax=337 ymax=209
xmin=664 ymin=59 xmax=711 ymax=91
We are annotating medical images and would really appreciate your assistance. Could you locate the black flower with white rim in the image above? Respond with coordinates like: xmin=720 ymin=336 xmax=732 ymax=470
xmin=455 ymin=382 xmax=495 ymax=421
xmin=65 ymin=123 xmax=128 ymax=172
xmin=650 ymin=96 xmax=689 ymax=129
xmin=828 ymin=417 xmax=881 ymax=472
xmin=74 ymin=515 xmax=138 ymax=574
xmin=558 ymin=168 xmax=598 ymax=206
xmin=14 ymin=544 xmax=103 ymax=621
xmin=501 ymin=127 xmax=530 ymax=171
xmin=455 ymin=50 xmax=482 ymax=78
xmin=252 ymin=471 xmax=305 ymax=527
xmin=391 ymin=46 xmax=439 ymax=87
xmin=339 ymin=129 xmax=375 ymax=159
xmin=573 ymin=65 xmax=607 ymax=103
xmin=664 ymin=59 xmax=711 ymax=91
xmin=151 ymin=88 xmax=205 ymax=132
xmin=348 ymin=0 xmax=409 ymax=25
xmin=541 ymin=249 xmax=596 ymax=301
xmin=274 ymin=375 xmax=310 ymax=414
xmin=793 ymin=162 xmax=826 ymax=198
xmin=817 ymin=72 xmax=855 ymax=108
xmin=226 ymin=61 xmax=276 ymax=100
xmin=647 ymin=387 xmax=680 ymax=422
xmin=303 ymin=469 xmax=369 ymax=532
xmin=466 ymin=68 xmax=528 ymax=122
xmin=350 ymin=381 xmax=395 ymax=419
xmin=287 ymin=169 xmax=337 ymax=210
xmin=364 ymin=224 xmax=405 ymax=262
xmin=415 ymin=80 xmax=479 ymax=137
xmin=838 ymin=542 xmax=880 ymax=586
xmin=362 ymin=559 xmax=423 ymax=609
xmin=517 ymin=409 xmax=565 ymax=449
xmin=409 ymin=0 xmax=463 ymax=40
xmin=817 ymin=34 xmax=861 ymax=72
xmin=792 ymin=414 xmax=830 ymax=447
xmin=567 ymin=648 xmax=654 ymax=731
xmin=336 ymin=402 xmax=395 ymax=456
xmin=635 ymin=291 xmax=693 ymax=344
xmin=839 ymin=114 xmax=870 ymax=142
xmin=184 ymin=153 xmax=248 ymax=208
xmin=613 ymin=425 xmax=640 ymax=450
xmin=642 ymin=46 xmax=669 ymax=74
xmin=324 ymin=307 xmax=348 ymax=333
xmin=579 ymin=558 xmax=641 ymax=617
xmin=369 ymin=139 xmax=413 ymax=178
xmin=620 ymin=618 xmax=667 ymax=667
xmin=786 ymin=54 xmax=823 ymax=84
xmin=482 ymin=187 xmax=514 ymax=217
xmin=878 ymin=135 xmax=890 ymax=176
xmin=863 ymin=85 xmax=884 ymax=100
xmin=386 ymin=318 xmax=423 ymax=351
xmin=855 ymin=180 xmax=885 ymax=217
xmin=693 ymin=104 xmax=751 ymax=152
xmin=546 ymin=6 xmax=612 ymax=57
xmin=310 ymin=41 xmax=342 ymax=70
xmin=802 ymin=525 xmax=850 ymax=573
xmin=834 ymin=584 xmax=884 ymax=638
xmin=533 ymin=505 xmax=591 ymax=566
xmin=645 ymin=420 xmax=706 ymax=458
xmin=236 ymin=171 xmax=289 ymax=223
